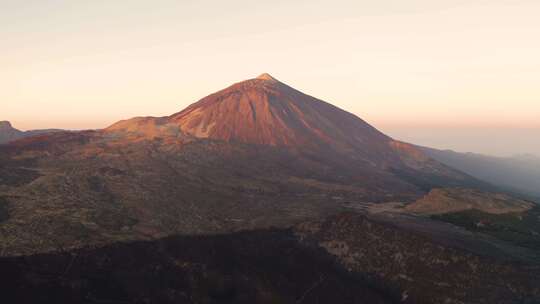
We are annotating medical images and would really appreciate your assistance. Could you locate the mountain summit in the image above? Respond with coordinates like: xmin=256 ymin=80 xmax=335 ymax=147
xmin=257 ymin=73 xmax=277 ymax=81
xmin=109 ymin=74 xmax=390 ymax=154
xmin=168 ymin=73 xmax=389 ymax=149
xmin=256 ymin=73 xmax=278 ymax=81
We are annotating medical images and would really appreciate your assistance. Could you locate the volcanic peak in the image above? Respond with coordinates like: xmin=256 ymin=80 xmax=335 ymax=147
xmin=256 ymin=73 xmax=278 ymax=82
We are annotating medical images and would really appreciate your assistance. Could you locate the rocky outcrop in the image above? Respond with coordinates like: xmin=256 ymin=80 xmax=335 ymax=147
xmin=0 ymin=121 xmax=23 ymax=144
xmin=0 ymin=120 xmax=63 ymax=144
xmin=406 ymin=188 xmax=534 ymax=215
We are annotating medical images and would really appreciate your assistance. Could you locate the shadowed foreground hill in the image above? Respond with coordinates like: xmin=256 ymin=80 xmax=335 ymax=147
xmin=0 ymin=226 xmax=395 ymax=304
xmin=1 ymin=214 xmax=538 ymax=304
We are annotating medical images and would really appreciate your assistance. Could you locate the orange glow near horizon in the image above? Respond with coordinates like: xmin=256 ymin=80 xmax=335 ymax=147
xmin=1 ymin=1 xmax=539 ymax=155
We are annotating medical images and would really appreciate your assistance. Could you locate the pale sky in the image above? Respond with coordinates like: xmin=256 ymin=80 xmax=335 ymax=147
xmin=1 ymin=0 xmax=539 ymax=156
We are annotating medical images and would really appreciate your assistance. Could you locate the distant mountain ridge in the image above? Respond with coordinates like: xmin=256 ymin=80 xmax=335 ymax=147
xmin=421 ymin=147 xmax=540 ymax=199
xmin=0 ymin=121 xmax=62 ymax=144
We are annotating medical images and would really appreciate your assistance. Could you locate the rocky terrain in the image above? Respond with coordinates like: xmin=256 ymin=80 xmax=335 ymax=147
xmin=432 ymin=205 xmax=540 ymax=253
xmin=0 ymin=222 xmax=396 ymax=304
xmin=1 ymin=74 xmax=538 ymax=303
xmin=1 ymin=213 xmax=538 ymax=304
xmin=297 ymin=213 xmax=540 ymax=304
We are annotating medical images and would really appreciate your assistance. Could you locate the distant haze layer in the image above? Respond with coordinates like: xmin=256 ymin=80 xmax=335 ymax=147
xmin=383 ymin=126 xmax=540 ymax=157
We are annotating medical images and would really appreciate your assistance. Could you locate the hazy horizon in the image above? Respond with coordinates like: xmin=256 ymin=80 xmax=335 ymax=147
xmin=5 ymin=113 xmax=538 ymax=159
xmin=2 ymin=0 xmax=539 ymax=157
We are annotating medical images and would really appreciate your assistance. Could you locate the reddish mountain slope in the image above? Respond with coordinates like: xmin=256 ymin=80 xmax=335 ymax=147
xmin=107 ymin=74 xmax=464 ymax=175
xmin=108 ymin=74 xmax=389 ymax=150
xmin=169 ymin=74 xmax=388 ymax=150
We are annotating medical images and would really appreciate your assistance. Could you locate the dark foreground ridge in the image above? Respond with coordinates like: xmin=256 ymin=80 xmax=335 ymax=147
xmin=1 ymin=228 xmax=397 ymax=304
xmin=1 ymin=214 xmax=539 ymax=304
